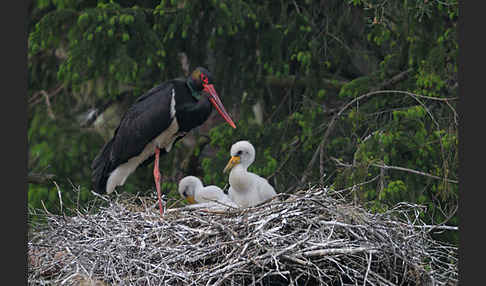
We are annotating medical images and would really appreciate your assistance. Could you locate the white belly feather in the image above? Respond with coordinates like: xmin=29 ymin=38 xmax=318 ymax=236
xmin=228 ymin=167 xmax=277 ymax=208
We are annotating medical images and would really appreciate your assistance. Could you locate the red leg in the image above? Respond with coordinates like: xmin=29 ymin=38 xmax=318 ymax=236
xmin=153 ymin=147 xmax=164 ymax=217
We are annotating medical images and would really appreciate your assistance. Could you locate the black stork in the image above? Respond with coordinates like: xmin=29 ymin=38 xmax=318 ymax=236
xmin=91 ymin=67 xmax=236 ymax=216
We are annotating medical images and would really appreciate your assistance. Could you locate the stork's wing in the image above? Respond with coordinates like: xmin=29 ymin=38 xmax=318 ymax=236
xmin=109 ymin=82 xmax=175 ymax=167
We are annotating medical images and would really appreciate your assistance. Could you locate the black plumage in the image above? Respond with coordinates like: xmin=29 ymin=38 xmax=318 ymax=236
xmin=91 ymin=67 xmax=235 ymax=201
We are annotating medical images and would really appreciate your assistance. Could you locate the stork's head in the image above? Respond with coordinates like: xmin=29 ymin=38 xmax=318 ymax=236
xmin=189 ymin=67 xmax=215 ymax=90
xmin=178 ymin=176 xmax=203 ymax=204
xmin=187 ymin=67 xmax=236 ymax=129
xmin=223 ymin=140 xmax=256 ymax=173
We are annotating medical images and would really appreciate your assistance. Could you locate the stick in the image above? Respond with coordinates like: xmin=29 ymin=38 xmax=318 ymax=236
xmin=27 ymin=173 xmax=55 ymax=185
xmin=301 ymin=246 xmax=376 ymax=258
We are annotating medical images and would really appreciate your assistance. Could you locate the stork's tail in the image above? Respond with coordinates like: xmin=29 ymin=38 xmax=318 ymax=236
xmin=91 ymin=139 xmax=114 ymax=194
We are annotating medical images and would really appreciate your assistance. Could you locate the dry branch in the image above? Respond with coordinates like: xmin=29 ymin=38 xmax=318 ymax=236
xmin=29 ymin=84 xmax=64 ymax=107
xmin=331 ymin=157 xmax=459 ymax=184
xmin=265 ymin=75 xmax=347 ymax=90
xmin=371 ymin=162 xmax=458 ymax=184
xmin=27 ymin=173 xmax=55 ymax=185
xmin=28 ymin=186 xmax=458 ymax=285
xmin=375 ymin=68 xmax=413 ymax=90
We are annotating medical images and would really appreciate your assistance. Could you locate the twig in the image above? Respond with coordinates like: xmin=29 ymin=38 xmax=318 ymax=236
xmin=42 ymin=90 xmax=55 ymax=119
xmin=371 ymin=162 xmax=458 ymax=184
xmin=332 ymin=175 xmax=380 ymax=195
xmin=29 ymin=84 xmax=64 ymax=107
xmin=54 ymin=181 xmax=63 ymax=213
xmin=331 ymin=157 xmax=458 ymax=184
xmin=299 ymin=142 xmax=321 ymax=184
xmin=301 ymin=246 xmax=376 ymax=258
xmin=27 ymin=173 xmax=55 ymax=185
xmin=375 ymin=68 xmax=413 ymax=90
xmin=363 ymin=251 xmax=372 ymax=286
xmin=264 ymin=75 xmax=347 ymax=90
xmin=265 ymin=88 xmax=292 ymax=125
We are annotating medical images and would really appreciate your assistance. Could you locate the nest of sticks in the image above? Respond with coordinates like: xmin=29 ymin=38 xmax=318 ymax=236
xmin=28 ymin=186 xmax=458 ymax=285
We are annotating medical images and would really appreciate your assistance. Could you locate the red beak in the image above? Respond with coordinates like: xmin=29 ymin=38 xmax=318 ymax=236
xmin=204 ymin=83 xmax=236 ymax=129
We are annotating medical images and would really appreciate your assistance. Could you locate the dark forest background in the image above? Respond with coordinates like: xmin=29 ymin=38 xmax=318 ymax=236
xmin=27 ymin=0 xmax=458 ymax=244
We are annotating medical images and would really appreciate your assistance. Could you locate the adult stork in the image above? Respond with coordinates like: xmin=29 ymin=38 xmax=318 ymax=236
xmin=223 ymin=140 xmax=277 ymax=208
xmin=91 ymin=67 xmax=236 ymax=216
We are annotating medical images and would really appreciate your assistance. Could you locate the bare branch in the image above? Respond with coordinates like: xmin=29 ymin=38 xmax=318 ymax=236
xmin=331 ymin=157 xmax=458 ymax=184
xmin=375 ymin=68 xmax=413 ymax=90
xmin=27 ymin=173 xmax=55 ymax=185
xmin=42 ymin=90 xmax=55 ymax=119
xmin=265 ymin=75 xmax=347 ymax=90
xmin=301 ymin=246 xmax=376 ymax=258
xmin=29 ymin=84 xmax=64 ymax=107
xmin=371 ymin=162 xmax=458 ymax=184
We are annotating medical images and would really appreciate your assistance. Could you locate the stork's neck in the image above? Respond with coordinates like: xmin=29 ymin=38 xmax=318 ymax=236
xmin=229 ymin=164 xmax=252 ymax=193
xmin=186 ymin=78 xmax=202 ymax=100
xmin=193 ymin=185 xmax=204 ymax=201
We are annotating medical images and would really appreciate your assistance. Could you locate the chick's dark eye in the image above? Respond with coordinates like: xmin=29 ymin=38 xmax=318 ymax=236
xmin=236 ymin=150 xmax=242 ymax=156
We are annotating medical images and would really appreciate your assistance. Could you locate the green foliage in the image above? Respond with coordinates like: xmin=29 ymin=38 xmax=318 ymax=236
xmin=30 ymin=1 xmax=166 ymax=98
xmin=335 ymin=102 xmax=458 ymax=243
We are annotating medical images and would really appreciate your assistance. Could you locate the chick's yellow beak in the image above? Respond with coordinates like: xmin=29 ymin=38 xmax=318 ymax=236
xmin=186 ymin=196 xmax=196 ymax=204
xmin=223 ymin=156 xmax=241 ymax=173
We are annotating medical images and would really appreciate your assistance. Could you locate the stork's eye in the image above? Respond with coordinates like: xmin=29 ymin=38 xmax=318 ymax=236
xmin=200 ymin=73 xmax=209 ymax=84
